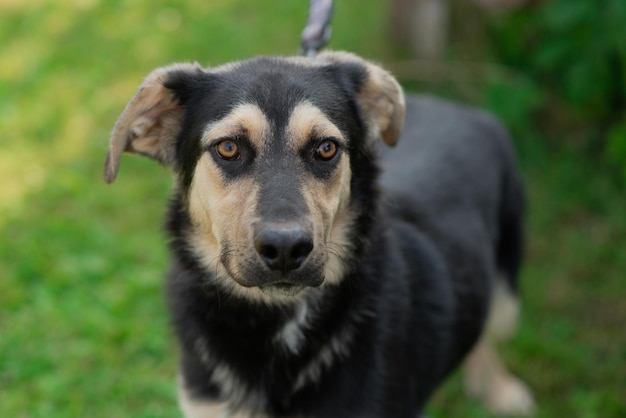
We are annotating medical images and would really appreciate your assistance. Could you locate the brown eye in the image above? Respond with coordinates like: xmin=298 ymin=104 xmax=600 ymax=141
xmin=315 ymin=139 xmax=338 ymax=161
xmin=215 ymin=139 xmax=239 ymax=160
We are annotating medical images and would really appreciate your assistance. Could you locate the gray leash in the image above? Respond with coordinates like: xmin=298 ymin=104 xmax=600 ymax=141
xmin=299 ymin=0 xmax=335 ymax=57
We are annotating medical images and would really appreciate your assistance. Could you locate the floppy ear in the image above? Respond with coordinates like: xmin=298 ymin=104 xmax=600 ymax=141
xmin=318 ymin=51 xmax=405 ymax=146
xmin=104 ymin=63 xmax=203 ymax=183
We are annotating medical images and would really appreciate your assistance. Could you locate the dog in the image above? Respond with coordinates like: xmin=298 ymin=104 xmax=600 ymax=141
xmin=105 ymin=51 xmax=535 ymax=417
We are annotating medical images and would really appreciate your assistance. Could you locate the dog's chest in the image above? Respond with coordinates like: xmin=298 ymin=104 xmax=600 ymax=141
xmin=192 ymin=299 xmax=358 ymax=414
xmin=275 ymin=300 xmax=310 ymax=354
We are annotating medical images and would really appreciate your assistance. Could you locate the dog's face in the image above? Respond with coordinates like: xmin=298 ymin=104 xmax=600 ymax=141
xmin=105 ymin=52 xmax=404 ymax=302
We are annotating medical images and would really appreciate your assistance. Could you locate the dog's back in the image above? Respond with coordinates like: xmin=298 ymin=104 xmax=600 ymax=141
xmin=381 ymin=94 xmax=525 ymax=354
xmin=379 ymin=95 xmax=531 ymax=414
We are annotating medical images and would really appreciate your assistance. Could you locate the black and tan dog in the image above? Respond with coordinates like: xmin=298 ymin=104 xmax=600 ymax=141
xmin=105 ymin=51 xmax=535 ymax=417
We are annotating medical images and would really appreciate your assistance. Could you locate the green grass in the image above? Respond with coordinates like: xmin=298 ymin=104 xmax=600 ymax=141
xmin=1 ymin=1 xmax=624 ymax=417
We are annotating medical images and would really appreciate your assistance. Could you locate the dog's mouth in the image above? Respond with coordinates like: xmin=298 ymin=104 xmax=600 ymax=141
xmin=258 ymin=282 xmax=307 ymax=297
xmin=220 ymin=242 xmax=327 ymax=297
xmin=222 ymin=259 xmax=324 ymax=296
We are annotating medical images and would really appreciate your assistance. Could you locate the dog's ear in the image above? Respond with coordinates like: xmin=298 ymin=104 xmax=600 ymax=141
xmin=104 ymin=63 xmax=204 ymax=183
xmin=318 ymin=51 xmax=405 ymax=146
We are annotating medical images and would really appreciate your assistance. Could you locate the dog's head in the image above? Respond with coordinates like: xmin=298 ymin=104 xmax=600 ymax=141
xmin=105 ymin=51 xmax=404 ymax=302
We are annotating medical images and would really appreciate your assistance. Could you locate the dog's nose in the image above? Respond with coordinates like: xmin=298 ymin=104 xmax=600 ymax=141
xmin=255 ymin=225 xmax=313 ymax=275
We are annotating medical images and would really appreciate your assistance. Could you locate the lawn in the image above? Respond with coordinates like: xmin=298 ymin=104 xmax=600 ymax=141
xmin=1 ymin=1 xmax=624 ymax=417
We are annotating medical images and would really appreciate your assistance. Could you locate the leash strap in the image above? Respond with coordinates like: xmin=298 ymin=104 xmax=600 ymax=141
xmin=300 ymin=0 xmax=334 ymax=57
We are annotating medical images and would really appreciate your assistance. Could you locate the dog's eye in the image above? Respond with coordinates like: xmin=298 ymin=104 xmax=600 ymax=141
xmin=315 ymin=139 xmax=338 ymax=161
xmin=215 ymin=139 xmax=240 ymax=160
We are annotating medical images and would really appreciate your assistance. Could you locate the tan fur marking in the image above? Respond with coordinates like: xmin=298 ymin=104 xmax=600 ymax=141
xmin=178 ymin=375 xmax=262 ymax=418
xmin=484 ymin=277 xmax=521 ymax=341
xmin=356 ymin=68 xmax=405 ymax=146
xmin=300 ymin=149 xmax=353 ymax=286
xmin=323 ymin=206 xmax=358 ymax=285
xmin=286 ymin=102 xmax=345 ymax=150
xmin=463 ymin=279 xmax=535 ymax=416
xmin=188 ymin=154 xmax=259 ymax=285
xmin=201 ymin=103 xmax=269 ymax=151
xmin=105 ymin=63 xmax=200 ymax=183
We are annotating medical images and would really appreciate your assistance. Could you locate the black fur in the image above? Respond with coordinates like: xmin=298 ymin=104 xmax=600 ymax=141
xmin=132 ymin=56 xmax=524 ymax=417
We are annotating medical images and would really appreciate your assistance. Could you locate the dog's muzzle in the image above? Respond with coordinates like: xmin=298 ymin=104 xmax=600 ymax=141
xmin=255 ymin=224 xmax=313 ymax=274
xmin=252 ymin=222 xmax=322 ymax=294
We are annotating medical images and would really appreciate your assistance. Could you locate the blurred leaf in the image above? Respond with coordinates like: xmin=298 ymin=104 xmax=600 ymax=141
xmin=532 ymin=39 xmax=572 ymax=72
xmin=484 ymin=78 xmax=543 ymax=129
xmin=540 ymin=0 xmax=593 ymax=30
xmin=563 ymin=60 xmax=609 ymax=110
xmin=489 ymin=0 xmax=626 ymax=158
xmin=605 ymin=119 xmax=626 ymax=181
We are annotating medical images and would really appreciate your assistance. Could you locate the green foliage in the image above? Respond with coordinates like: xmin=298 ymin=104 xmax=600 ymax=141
xmin=488 ymin=0 xmax=626 ymax=177
xmin=483 ymin=77 xmax=546 ymax=161
xmin=606 ymin=121 xmax=626 ymax=180
xmin=491 ymin=0 xmax=626 ymax=114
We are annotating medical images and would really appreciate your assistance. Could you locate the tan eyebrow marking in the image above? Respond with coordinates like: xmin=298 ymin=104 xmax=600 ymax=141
xmin=286 ymin=101 xmax=345 ymax=150
xmin=201 ymin=103 xmax=270 ymax=150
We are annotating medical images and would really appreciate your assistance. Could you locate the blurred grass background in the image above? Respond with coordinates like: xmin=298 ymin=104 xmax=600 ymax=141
xmin=0 ymin=0 xmax=624 ymax=417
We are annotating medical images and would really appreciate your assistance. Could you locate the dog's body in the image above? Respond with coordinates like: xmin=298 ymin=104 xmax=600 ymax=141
xmin=106 ymin=52 xmax=534 ymax=417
